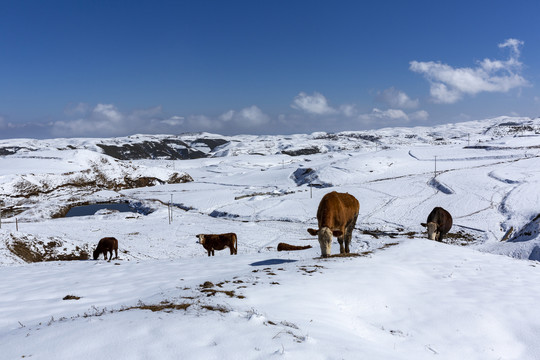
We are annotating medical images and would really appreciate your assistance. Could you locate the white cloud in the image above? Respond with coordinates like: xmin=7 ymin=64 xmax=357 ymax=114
xmin=410 ymin=38 xmax=529 ymax=104
xmin=237 ymin=106 xmax=270 ymax=126
xmin=92 ymin=104 xmax=124 ymax=123
xmin=499 ymin=38 xmax=524 ymax=58
xmin=339 ymin=104 xmax=357 ymax=117
xmin=52 ymin=104 xmax=170 ymax=137
xmin=187 ymin=115 xmax=217 ymax=130
xmin=359 ymin=108 xmax=410 ymax=122
xmin=64 ymin=102 xmax=90 ymax=116
xmin=218 ymin=106 xmax=270 ymax=127
xmin=358 ymin=108 xmax=429 ymax=124
xmin=377 ymin=87 xmax=419 ymax=109
xmin=291 ymin=92 xmax=337 ymax=115
xmin=410 ymin=110 xmax=429 ymax=121
xmin=50 ymin=102 xmax=274 ymax=137
xmin=219 ymin=110 xmax=235 ymax=122
xmin=160 ymin=116 xmax=185 ymax=127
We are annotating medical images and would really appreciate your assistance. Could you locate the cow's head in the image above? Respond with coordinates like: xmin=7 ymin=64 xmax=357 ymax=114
xmin=196 ymin=234 xmax=205 ymax=245
xmin=307 ymin=227 xmax=343 ymax=257
xmin=93 ymin=249 xmax=100 ymax=260
xmin=421 ymin=222 xmax=438 ymax=240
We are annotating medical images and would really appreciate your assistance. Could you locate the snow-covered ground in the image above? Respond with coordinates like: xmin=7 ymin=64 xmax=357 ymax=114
xmin=2 ymin=116 xmax=540 ymax=359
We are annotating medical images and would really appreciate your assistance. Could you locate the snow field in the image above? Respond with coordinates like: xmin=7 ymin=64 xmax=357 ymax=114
xmin=2 ymin=117 xmax=540 ymax=358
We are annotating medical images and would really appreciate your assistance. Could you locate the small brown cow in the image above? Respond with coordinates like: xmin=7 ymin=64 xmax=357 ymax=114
xmin=277 ymin=243 xmax=312 ymax=251
xmin=421 ymin=207 xmax=453 ymax=242
xmin=93 ymin=237 xmax=118 ymax=261
xmin=307 ymin=191 xmax=360 ymax=257
xmin=197 ymin=233 xmax=237 ymax=256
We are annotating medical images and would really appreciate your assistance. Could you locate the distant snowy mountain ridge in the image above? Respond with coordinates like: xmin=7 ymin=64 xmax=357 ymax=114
xmin=1 ymin=116 xmax=538 ymax=160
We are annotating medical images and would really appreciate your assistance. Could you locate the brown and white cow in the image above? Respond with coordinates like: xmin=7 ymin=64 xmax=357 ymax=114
xmin=307 ymin=191 xmax=360 ymax=257
xmin=93 ymin=237 xmax=118 ymax=261
xmin=196 ymin=233 xmax=238 ymax=256
xmin=421 ymin=207 xmax=453 ymax=242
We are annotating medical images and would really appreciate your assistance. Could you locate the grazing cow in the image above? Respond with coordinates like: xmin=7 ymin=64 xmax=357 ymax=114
xmin=307 ymin=191 xmax=360 ymax=257
xmin=421 ymin=207 xmax=453 ymax=242
xmin=93 ymin=237 xmax=118 ymax=261
xmin=277 ymin=243 xmax=312 ymax=251
xmin=197 ymin=233 xmax=237 ymax=256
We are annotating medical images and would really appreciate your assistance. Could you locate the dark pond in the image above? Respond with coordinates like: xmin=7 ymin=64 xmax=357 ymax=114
xmin=65 ymin=202 xmax=152 ymax=217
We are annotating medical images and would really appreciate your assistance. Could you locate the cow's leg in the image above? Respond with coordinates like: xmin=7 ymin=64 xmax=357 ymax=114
xmin=438 ymin=232 xmax=444 ymax=242
xmin=337 ymin=236 xmax=345 ymax=254
xmin=211 ymin=250 xmax=215 ymax=256
xmin=114 ymin=248 xmax=118 ymax=259
xmin=344 ymin=230 xmax=352 ymax=253
xmin=207 ymin=250 xmax=211 ymax=256
xmin=345 ymin=215 xmax=358 ymax=253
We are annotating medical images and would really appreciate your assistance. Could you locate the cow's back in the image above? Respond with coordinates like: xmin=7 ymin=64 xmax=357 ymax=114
xmin=317 ymin=191 xmax=359 ymax=228
xmin=98 ymin=237 xmax=118 ymax=250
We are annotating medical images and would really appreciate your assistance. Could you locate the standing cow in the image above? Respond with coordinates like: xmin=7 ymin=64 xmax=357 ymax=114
xmin=307 ymin=191 xmax=360 ymax=257
xmin=196 ymin=233 xmax=238 ymax=256
xmin=421 ymin=207 xmax=453 ymax=242
xmin=93 ymin=237 xmax=118 ymax=261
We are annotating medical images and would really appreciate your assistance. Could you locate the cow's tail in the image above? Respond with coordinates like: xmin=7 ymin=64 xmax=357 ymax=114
xmin=233 ymin=233 xmax=238 ymax=255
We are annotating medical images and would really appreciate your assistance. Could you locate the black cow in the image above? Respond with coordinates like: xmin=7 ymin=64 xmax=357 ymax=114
xmin=93 ymin=237 xmax=119 ymax=261
xmin=421 ymin=207 xmax=453 ymax=242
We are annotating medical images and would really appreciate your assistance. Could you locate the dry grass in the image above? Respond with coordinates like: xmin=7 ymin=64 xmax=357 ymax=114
xmin=442 ymin=231 xmax=477 ymax=246
xmin=6 ymin=236 xmax=90 ymax=262
xmin=127 ymin=301 xmax=192 ymax=312
xmin=200 ymin=305 xmax=230 ymax=313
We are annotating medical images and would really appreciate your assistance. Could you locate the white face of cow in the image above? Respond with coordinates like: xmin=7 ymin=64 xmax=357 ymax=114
xmin=196 ymin=234 xmax=205 ymax=245
xmin=426 ymin=222 xmax=438 ymax=240
xmin=318 ymin=227 xmax=333 ymax=257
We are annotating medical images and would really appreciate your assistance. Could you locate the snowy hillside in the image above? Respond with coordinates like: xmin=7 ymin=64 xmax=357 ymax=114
xmin=2 ymin=116 xmax=540 ymax=359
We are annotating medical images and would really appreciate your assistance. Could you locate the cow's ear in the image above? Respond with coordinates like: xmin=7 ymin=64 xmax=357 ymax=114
xmin=420 ymin=223 xmax=427 ymax=228
xmin=332 ymin=230 xmax=343 ymax=237
xmin=307 ymin=228 xmax=318 ymax=236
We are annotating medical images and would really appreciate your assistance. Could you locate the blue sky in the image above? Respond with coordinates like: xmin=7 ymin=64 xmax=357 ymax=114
xmin=1 ymin=0 xmax=539 ymax=138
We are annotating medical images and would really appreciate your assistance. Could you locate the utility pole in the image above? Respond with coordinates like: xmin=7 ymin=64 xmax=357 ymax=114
xmin=169 ymin=194 xmax=173 ymax=224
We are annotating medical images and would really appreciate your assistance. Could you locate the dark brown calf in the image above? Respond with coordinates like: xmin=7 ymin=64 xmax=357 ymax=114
xmin=197 ymin=233 xmax=237 ymax=256
xmin=277 ymin=243 xmax=312 ymax=251
xmin=421 ymin=207 xmax=453 ymax=242
xmin=93 ymin=237 xmax=118 ymax=261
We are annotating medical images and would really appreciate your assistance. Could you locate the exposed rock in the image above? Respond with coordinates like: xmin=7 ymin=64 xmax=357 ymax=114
xmin=290 ymin=168 xmax=332 ymax=188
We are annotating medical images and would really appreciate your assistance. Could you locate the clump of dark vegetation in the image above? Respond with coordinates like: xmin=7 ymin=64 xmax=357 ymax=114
xmin=361 ymin=228 xmax=417 ymax=239
xmin=235 ymin=190 xmax=295 ymax=200
xmin=441 ymin=231 xmax=477 ymax=246
xmin=323 ymin=253 xmax=364 ymax=259
xmin=0 ymin=146 xmax=31 ymax=156
xmin=63 ymin=295 xmax=81 ymax=300
xmin=282 ymin=147 xmax=320 ymax=156
xmin=96 ymin=140 xmax=207 ymax=160
xmin=6 ymin=234 xmax=90 ymax=262
xmin=198 ymin=281 xmax=244 ymax=299
xmin=126 ymin=301 xmax=192 ymax=313
xmin=200 ymin=304 xmax=230 ymax=313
